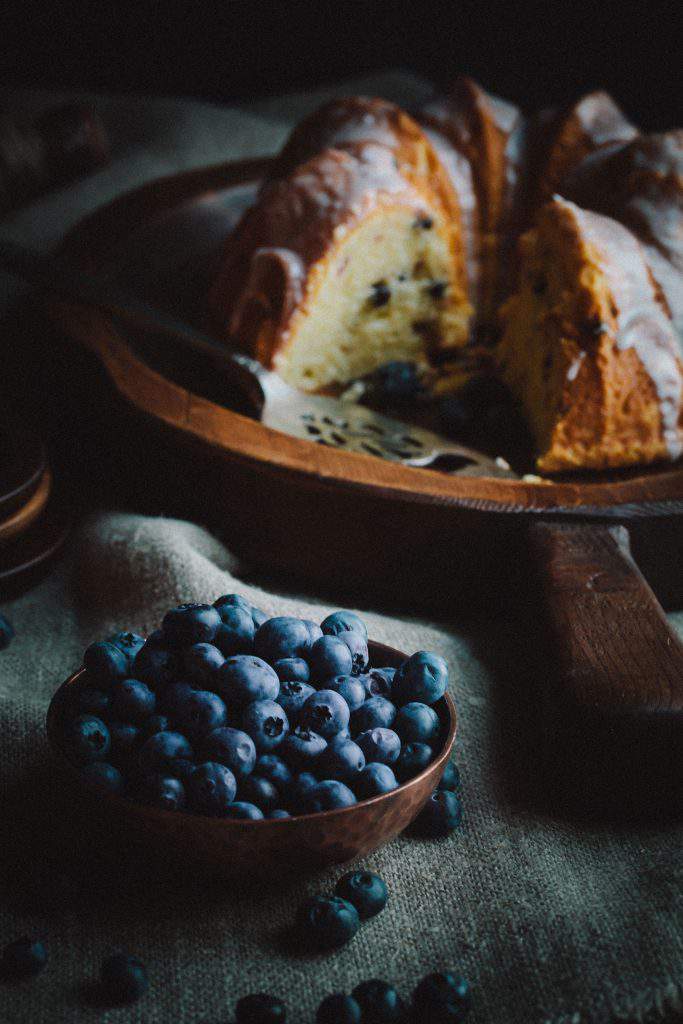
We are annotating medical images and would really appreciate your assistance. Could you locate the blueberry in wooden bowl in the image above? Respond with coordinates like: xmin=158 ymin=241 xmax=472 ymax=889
xmin=45 ymin=609 xmax=456 ymax=879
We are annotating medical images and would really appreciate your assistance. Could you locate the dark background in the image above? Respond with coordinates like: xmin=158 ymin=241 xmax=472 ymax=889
xmin=0 ymin=0 xmax=679 ymax=128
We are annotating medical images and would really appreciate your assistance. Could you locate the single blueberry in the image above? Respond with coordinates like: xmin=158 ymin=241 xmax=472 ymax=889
xmin=139 ymin=714 xmax=171 ymax=741
xmin=80 ymin=761 xmax=124 ymax=796
xmin=0 ymin=612 xmax=15 ymax=650
xmin=395 ymin=702 xmax=440 ymax=745
xmin=356 ymin=763 xmax=398 ymax=799
xmin=214 ymin=607 xmax=255 ymax=656
xmin=413 ymin=971 xmax=471 ymax=1022
xmin=255 ymin=753 xmax=292 ymax=789
xmin=335 ymin=870 xmax=388 ymax=920
xmin=225 ymin=801 xmax=265 ymax=820
xmin=108 ymin=720 xmax=140 ymax=766
xmin=110 ymin=678 xmax=156 ymax=723
xmin=437 ymin=762 xmax=461 ymax=792
xmin=282 ymin=726 xmax=327 ymax=769
xmin=393 ymin=651 xmax=448 ymax=707
xmin=351 ymin=695 xmax=396 ymax=734
xmin=357 ymin=728 xmax=401 ymax=765
xmin=216 ymin=655 xmax=279 ymax=705
xmin=100 ymin=953 xmax=148 ymax=1004
xmin=1 ymin=937 xmax=47 ymax=977
xmin=201 ymin=726 xmax=256 ymax=779
xmin=300 ymin=689 xmax=350 ymax=739
xmin=277 ymin=680 xmax=315 ymax=720
xmin=83 ymin=641 xmax=129 ymax=685
xmin=325 ymin=675 xmax=366 ymax=712
xmin=267 ymin=808 xmax=291 ymax=819
xmin=307 ymin=635 xmax=353 ymax=682
xmin=414 ymin=790 xmax=463 ymax=837
xmin=137 ymin=773 xmax=186 ymax=811
xmin=255 ymin=616 xmax=314 ymax=662
xmin=183 ymin=642 xmax=225 ymax=685
xmin=352 ymin=980 xmax=405 ymax=1023
xmin=65 ymin=714 xmax=110 ymax=763
xmin=107 ymin=631 xmax=145 ymax=668
xmin=285 ymin=771 xmax=318 ymax=813
xmin=317 ymin=993 xmax=362 ymax=1024
xmin=159 ymin=681 xmax=194 ymax=718
xmin=395 ymin=742 xmax=433 ymax=782
xmin=361 ymin=667 xmax=395 ymax=698
xmin=72 ymin=686 xmax=111 ymax=719
xmin=308 ymin=780 xmax=357 ymax=812
xmin=242 ymin=699 xmax=289 ymax=752
xmin=273 ymin=657 xmax=310 ymax=683
xmin=321 ymin=611 xmax=368 ymax=640
xmin=132 ymin=640 xmax=176 ymax=692
xmin=339 ymin=631 xmax=369 ymax=675
xmin=162 ymin=603 xmax=221 ymax=647
xmin=318 ymin=736 xmax=365 ymax=782
xmin=237 ymin=774 xmax=279 ymax=812
xmin=296 ymin=895 xmax=360 ymax=950
xmin=176 ymin=689 xmax=228 ymax=741
xmin=187 ymin=762 xmax=237 ymax=815
xmin=138 ymin=731 xmax=193 ymax=774
xmin=235 ymin=992 xmax=286 ymax=1024
xmin=213 ymin=592 xmax=252 ymax=616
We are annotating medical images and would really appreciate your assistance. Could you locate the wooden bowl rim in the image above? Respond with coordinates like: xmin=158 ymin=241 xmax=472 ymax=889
xmin=55 ymin=156 xmax=683 ymax=516
xmin=45 ymin=640 xmax=457 ymax=828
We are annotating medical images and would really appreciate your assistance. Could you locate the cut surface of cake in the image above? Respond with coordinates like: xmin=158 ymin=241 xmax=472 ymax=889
xmin=497 ymin=197 xmax=683 ymax=472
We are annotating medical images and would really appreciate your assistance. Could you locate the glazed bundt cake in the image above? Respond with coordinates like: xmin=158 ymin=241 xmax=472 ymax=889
xmin=208 ymin=79 xmax=683 ymax=472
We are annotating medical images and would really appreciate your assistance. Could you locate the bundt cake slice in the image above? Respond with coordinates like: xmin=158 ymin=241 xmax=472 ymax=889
xmin=498 ymin=196 xmax=683 ymax=472
xmin=208 ymin=97 xmax=472 ymax=392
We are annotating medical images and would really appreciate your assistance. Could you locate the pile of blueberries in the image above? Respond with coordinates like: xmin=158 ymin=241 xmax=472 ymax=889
xmin=56 ymin=597 xmax=462 ymax=831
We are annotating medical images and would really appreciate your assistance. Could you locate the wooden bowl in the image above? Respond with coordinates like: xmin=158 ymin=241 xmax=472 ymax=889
xmin=45 ymin=641 xmax=457 ymax=878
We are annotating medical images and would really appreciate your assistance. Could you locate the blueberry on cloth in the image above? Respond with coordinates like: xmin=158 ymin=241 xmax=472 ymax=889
xmin=296 ymin=895 xmax=360 ymax=950
xmin=225 ymin=802 xmax=264 ymax=820
xmin=214 ymin=607 xmax=255 ymax=656
xmin=318 ymin=737 xmax=365 ymax=782
xmin=216 ymin=655 xmax=280 ymax=705
xmin=301 ymin=690 xmax=350 ymax=739
xmin=335 ymin=870 xmax=388 ymax=919
xmin=437 ymin=762 xmax=461 ymax=792
xmin=395 ymin=702 xmax=440 ymax=745
xmin=325 ymin=675 xmax=366 ymax=712
xmin=1 ymin=937 xmax=47 ymax=977
xmin=236 ymin=992 xmax=286 ymax=1023
xmin=255 ymin=754 xmax=292 ymax=789
xmin=255 ymin=616 xmax=314 ymax=662
xmin=201 ymin=726 xmax=256 ymax=778
xmin=361 ymin=667 xmax=395 ymax=698
xmin=412 ymin=971 xmax=471 ymax=1022
xmin=277 ymin=680 xmax=315 ymax=720
xmin=242 ymin=699 xmax=289 ymax=752
xmin=0 ymin=613 xmax=15 ymax=650
xmin=308 ymin=635 xmax=353 ymax=681
xmin=187 ymin=762 xmax=237 ymax=815
xmin=356 ymin=728 xmax=401 ymax=766
xmin=317 ymin=993 xmax=362 ymax=1024
xmin=356 ymin=763 xmax=398 ymax=798
xmin=308 ymin=780 xmax=357 ymax=812
xmin=162 ymin=603 xmax=221 ymax=647
xmin=176 ymin=689 xmax=228 ymax=741
xmin=137 ymin=774 xmax=186 ymax=812
xmin=183 ymin=642 xmax=225 ymax=685
xmin=414 ymin=790 xmax=463 ymax=837
xmin=393 ymin=651 xmax=448 ymax=707
xmin=273 ymin=657 xmax=310 ymax=683
xmin=80 ymin=761 xmax=124 ymax=796
xmin=83 ymin=641 xmax=128 ymax=684
xmin=110 ymin=678 xmax=156 ymax=723
xmin=352 ymin=980 xmax=405 ymax=1022
xmin=351 ymin=696 xmax=396 ymax=734
xmin=100 ymin=953 xmax=148 ymax=1004
xmin=395 ymin=742 xmax=433 ymax=782
xmin=64 ymin=714 xmax=110 ymax=764
xmin=282 ymin=726 xmax=327 ymax=769
xmin=321 ymin=611 xmax=368 ymax=640
xmin=339 ymin=631 xmax=369 ymax=675
xmin=138 ymin=731 xmax=193 ymax=774
xmin=237 ymin=774 xmax=279 ymax=813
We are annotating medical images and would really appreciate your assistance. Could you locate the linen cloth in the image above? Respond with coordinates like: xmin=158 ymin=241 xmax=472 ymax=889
xmin=1 ymin=73 xmax=682 ymax=1024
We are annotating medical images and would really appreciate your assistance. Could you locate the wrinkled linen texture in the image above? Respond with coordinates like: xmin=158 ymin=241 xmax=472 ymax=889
xmin=1 ymin=73 xmax=682 ymax=1024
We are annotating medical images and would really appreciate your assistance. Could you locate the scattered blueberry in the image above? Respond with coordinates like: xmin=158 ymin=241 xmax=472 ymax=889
xmin=110 ymin=678 xmax=156 ymax=723
xmin=308 ymin=635 xmax=353 ymax=681
xmin=325 ymin=675 xmax=366 ymax=712
xmin=238 ymin=774 xmax=279 ymax=812
xmin=335 ymin=870 xmax=388 ymax=920
xmin=201 ymin=727 xmax=256 ymax=779
xmin=80 ymin=761 xmax=124 ymax=796
xmin=255 ymin=616 xmax=314 ymax=663
xmin=296 ymin=895 xmax=360 ymax=950
xmin=414 ymin=790 xmax=463 ymax=837
xmin=321 ymin=611 xmax=368 ymax=640
xmin=308 ymin=780 xmax=357 ymax=812
xmin=319 ymin=737 xmax=365 ymax=782
xmin=1 ymin=936 xmax=47 ymax=977
xmin=176 ymin=689 xmax=228 ymax=741
xmin=214 ymin=606 xmax=255 ymax=656
xmin=351 ymin=696 xmax=396 ymax=733
xmin=137 ymin=773 xmax=186 ymax=811
xmin=437 ymin=762 xmax=461 ymax=792
xmin=352 ymin=980 xmax=405 ymax=1022
xmin=267 ymin=808 xmax=291 ymax=819
xmin=255 ymin=753 xmax=292 ymax=790
xmin=356 ymin=763 xmax=398 ymax=798
xmin=236 ymin=992 xmax=286 ymax=1024
xmin=413 ymin=971 xmax=471 ymax=1022
xmin=187 ymin=762 xmax=237 ymax=815
xmin=100 ymin=953 xmax=148 ymax=1004
xmin=83 ymin=641 xmax=128 ymax=684
xmin=395 ymin=702 xmax=440 ymax=745
xmin=301 ymin=690 xmax=350 ymax=739
xmin=393 ymin=651 xmax=448 ymax=707
xmin=277 ymin=680 xmax=316 ymax=720
xmin=317 ymin=993 xmax=362 ymax=1024
xmin=395 ymin=742 xmax=433 ymax=782
xmin=242 ymin=699 xmax=289 ymax=752
xmin=138 ymin=731 xmax=193 ymax=774
xmin=339 ymin=631 xmax=369 ymax=675
xmin=183 ymin=642 xmax=225 ymax=686
xmin=282 ymin=726 xmax=327 ymax=769
xmin=217 ymin=655 xmax=280 ymax=705
xmin=225 ymin=801 xmax=265 ymax=820
xmin=273 ymin=657 xmax=310 ymax=683
xmin=361 ymin=667 xmax=395 ymax=698
xmin=65 ymin=714 xmax=110 ymax=763
xmin=0 ymin=613 xmax=15 ymax=650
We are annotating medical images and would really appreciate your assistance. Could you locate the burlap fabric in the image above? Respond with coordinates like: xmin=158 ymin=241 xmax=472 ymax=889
xmin=1 ymin=74 xmax=682 ymax=1023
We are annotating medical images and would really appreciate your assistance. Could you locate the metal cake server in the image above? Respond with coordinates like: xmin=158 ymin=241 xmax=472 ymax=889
xmin=0 ymin=239 xmax=514 ymax=477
